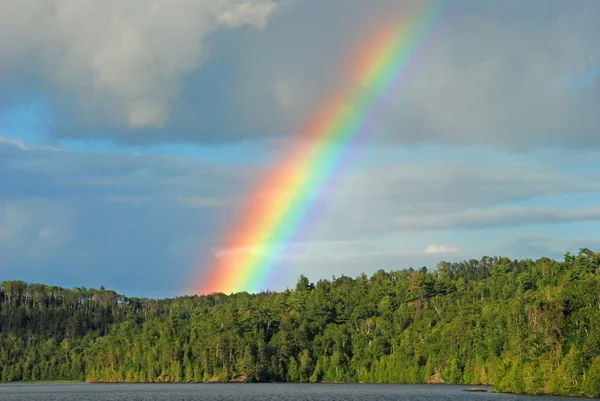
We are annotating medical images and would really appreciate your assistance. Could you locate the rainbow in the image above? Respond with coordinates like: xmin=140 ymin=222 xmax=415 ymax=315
xmin=197 ymin=1 xmax=445 ymax=295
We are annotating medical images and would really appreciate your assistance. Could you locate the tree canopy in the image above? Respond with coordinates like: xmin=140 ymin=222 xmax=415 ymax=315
xmin=1 ymin=249 xmax=599 ymax=397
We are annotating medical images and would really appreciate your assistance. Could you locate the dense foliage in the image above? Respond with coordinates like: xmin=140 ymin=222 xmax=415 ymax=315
xmin=1 ymin=249 xmax=600 ymax=397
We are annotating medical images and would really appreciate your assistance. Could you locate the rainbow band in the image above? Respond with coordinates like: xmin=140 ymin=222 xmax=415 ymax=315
xmin=198 ymin=1 xmax=445 ymax=294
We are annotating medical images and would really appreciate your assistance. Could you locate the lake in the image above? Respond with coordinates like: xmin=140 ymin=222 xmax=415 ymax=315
xmin=0 ymin=383 xmax=579 ymax=400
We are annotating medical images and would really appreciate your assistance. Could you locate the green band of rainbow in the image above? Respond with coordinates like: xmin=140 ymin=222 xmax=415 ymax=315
xmin=196 ymin=0 xmax=445 ymax=294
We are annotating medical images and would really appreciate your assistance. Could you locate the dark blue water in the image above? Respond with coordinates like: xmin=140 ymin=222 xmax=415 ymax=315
xmin=0 ymin=383 xmax=577 ymax=400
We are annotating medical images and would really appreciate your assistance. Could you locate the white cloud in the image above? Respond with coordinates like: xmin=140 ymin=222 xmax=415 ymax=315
xmin=0 ymin=0 xmax=280 ymax=129
xmin=210 ymin=239 xmax=455 ymax=285
xmin=425 ymin=244 xmax=459 ymax=254
xmin=0 ymin=135 xmax=64 ymax=152
xmin=216 ymin=1 xmax=279 ymax=29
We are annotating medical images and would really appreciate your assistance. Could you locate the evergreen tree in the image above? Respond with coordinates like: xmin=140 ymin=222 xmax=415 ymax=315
xmin=0 ymin=248 xmax=599 ymax=397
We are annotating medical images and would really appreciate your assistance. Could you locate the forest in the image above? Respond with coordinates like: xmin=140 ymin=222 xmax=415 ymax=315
xmin=1 ymin=249 xmax=599 ymax=397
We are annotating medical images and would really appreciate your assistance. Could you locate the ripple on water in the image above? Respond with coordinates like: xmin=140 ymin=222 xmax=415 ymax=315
xmin=0 ymin=383 xmax=577 ymax=401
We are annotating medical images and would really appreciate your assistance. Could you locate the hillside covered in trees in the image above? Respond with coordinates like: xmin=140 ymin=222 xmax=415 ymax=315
xmin=1 ymin=249 xmax=600 ymax=397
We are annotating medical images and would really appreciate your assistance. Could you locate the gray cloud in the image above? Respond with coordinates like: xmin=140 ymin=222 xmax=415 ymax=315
xmin=2 ymin=137 xmax=600 ymax=295
xmin=2 ymin=0 xmax=598 ymax=150
xmin=0 ymin=200 xmax=74 ymax=261
xmin=0 ymin=138 xmax=261 ymax=297
xmin=396 ymin=206 xmax=600 ymax=231
xmin=0 ymin=0 xmax=280 ymax=129
xmin=501 ymin=234 xmax=600 ymax=261
xmin=0 ymin=138 xmax=254 ymax=206
xmin=202 ymin=153 xmax=600 ymax=288
xmin=2 ymin=1 xmax=599 ymax=296
xmin=217 ymin=0 xmax=600 ymax=149
xmin=302 ymin=161 xmax=600 ymax=242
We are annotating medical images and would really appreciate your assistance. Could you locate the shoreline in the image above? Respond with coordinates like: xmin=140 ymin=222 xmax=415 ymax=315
xmin=1 ymin=381 xmax=594 ymax=398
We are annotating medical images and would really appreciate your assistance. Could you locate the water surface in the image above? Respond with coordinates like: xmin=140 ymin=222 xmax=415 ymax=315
xmin=0 ymin=383 xmax=578 ymax=400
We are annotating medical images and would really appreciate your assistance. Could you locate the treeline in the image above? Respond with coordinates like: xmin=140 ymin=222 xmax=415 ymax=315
xmin=1 ymin=249 xmax=600 ymax=397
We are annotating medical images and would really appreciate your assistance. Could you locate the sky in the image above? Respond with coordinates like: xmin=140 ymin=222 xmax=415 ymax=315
xmin=1 ymin=0 xmax=599 ymax=298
